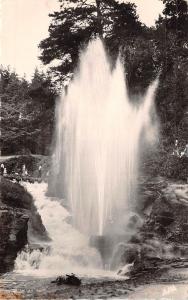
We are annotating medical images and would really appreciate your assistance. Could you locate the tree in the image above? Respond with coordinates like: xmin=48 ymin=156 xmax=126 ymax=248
xmin=39 ymin=0 xmax=143 ymax=82
xmin=154 ymin=0 xmax=188 ymax=142
xmin=28 ymin=69 xmax=57 ymax=154
xmin=0 ymin=67 xmax=57 ymax=155
xmin=0 ymin=68 xmax=33 ymax=154
xmin=161 ymin=0 xmax=188 ymax=39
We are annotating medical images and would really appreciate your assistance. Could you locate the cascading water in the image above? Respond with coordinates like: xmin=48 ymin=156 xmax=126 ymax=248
xmin=16 ymin=38 xmax=158 ymax=276
xmin=15 ymin=182 xmax=103 ymax=276
xmin=52 ymin=38 xmax=158 ymax=237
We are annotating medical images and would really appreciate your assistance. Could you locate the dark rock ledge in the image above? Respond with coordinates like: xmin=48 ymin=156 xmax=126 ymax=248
xmin=0 ymin=176 xmax=48 ymax=273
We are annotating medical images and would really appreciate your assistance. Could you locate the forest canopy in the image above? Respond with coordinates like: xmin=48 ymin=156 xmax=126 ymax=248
xmin=0 ymin=68 xmax=57 ymax=155
xmin=0 ymin=0 xmax=187 ymax=155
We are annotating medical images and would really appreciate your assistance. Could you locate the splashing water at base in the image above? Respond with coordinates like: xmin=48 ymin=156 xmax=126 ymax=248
xmin=52 ymin=38 xmax=158 ymax=237
xmin=15 ymin=182 xmax=106 ymax=277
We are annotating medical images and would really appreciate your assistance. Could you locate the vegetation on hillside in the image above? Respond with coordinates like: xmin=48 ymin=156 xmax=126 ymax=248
xmin=0 ymin=0 xmax=187 ymax=164
xmin=0 ymin=68 xmax=57 ymax=155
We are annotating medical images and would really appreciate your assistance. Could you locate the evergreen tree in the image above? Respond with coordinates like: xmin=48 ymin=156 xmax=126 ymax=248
xmin=154 ymin=0 xmax=188 ymax=142
xmin=160 ymin=0 xmax=188 ymax=39
xmin=0 ymin=67 xmax=57 ymax=155
xmin=39 ymin=0 xmax=143 ymax=82
xmin=0 ymin=68 xmax=31 ymax=154
xmin=28 ymin=69 xmax=57 ymax=154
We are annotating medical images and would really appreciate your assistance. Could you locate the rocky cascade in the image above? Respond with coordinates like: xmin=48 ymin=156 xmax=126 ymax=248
xmin=141 ymin=182 xmax=188 ymax=246
xmin=0 ymin=176 xmax=48 ymax=273
xmin=115 ymin=179 xmax=188 ymax=280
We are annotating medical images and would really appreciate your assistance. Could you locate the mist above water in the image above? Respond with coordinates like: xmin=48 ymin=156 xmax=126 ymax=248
xmin=52 ymin=38 xmax=158 ymax=237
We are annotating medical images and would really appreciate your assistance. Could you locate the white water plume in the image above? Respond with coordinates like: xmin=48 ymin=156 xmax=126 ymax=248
xmin=16 ymin=38 xmax=158 ymax=276
xmin=52 ymin=38 xmax=158 ymax=237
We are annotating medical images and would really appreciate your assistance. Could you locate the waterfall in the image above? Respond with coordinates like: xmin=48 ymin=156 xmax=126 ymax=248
xmin=52 ymin=38 xmax=158 ymax=237
xmin=15 ymin=182 xmax=103 ymax=276
xmin=15 ymin=38 xmax=158 ymax=275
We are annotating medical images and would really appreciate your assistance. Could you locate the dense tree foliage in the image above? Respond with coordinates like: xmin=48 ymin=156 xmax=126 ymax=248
xmin=0 ymin=67 xmax=57 ymax=155
xmin=28 ymin=69 xmax=57 ymax=154
xmin=1 ymin=0 xmax=187 ymax=156
xmin=39 ymin=0 xmax=144 ymax=82
xmin=154 ymin=0 xmax=188 ymax=143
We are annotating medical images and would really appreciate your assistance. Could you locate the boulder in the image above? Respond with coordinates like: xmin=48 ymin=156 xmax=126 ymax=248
xmin=51 ymin=274 xmax=81 ymax=286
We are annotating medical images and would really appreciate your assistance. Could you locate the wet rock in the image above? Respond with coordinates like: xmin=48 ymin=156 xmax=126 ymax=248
xmin=111 ymin=243 xmax=140 ymax=269
xmin=156 ymin=210 xmax=174 ymax=227
xmin=123 ymin=245 xmax=140 ymax=264
xmin=136 ymin=176 xmax=167 ymax=214
xmin=52 ymin=274 xmax=81 ymax=286
xmin=140 ymin=243 xmax=158 ymax=259
xmin=127 ymin=214 xmax=143 ymax=230
xmin=129 ymin=234 xmax=142 ymax=244
xmin=0 ymin=207 xmax=28 ymax=273
xmin=117 ymin=262 xmax=134 ymax=276
xmin=0 ymin=176 xmax=49 ymax=273
xmin=138 ymin=182 xmax=188 ymax=245
xmin=126 ymin=180 xmax=188 ymax=283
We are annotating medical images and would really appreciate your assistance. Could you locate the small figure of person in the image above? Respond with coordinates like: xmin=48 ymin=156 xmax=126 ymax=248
xmin=0 ymin=163 xmax=4 ymax=175
xmin=3 ymin=167 xmax=7 ymax=176
xmin=183 ymin=143 xmax=188 ymax=158
xmin=38 ymin=165 xmax=42 ymax=178
xmin=22 ymin=164 xmax=26 ymax=176
xmin=19 ymin=112 xmax=23 ymax=121
xmin=173 ymin=139 xmax=180 ymax=157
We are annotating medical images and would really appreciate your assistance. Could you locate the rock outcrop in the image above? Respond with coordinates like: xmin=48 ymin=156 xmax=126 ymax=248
xmin=141 ymin=183 xmax=188 ymax=245
xmin=0 ymin=176 xmax=48 ymax=273
xmin=0 ymin=206 xmax=28 ymax=273
xmin=123 ymin=181 xmax=188 ymax=280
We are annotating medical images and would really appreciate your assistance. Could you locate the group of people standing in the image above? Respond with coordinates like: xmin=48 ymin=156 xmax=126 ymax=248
xmin=172 ymin=140 xmax=188 ymax=158
xmin=0 ymin=163 xmax=42 ymax=179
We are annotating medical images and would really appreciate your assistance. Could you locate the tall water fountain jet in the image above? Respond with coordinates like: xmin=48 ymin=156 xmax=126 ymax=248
xmin=52 ymin=38 xmax=158 ymax=238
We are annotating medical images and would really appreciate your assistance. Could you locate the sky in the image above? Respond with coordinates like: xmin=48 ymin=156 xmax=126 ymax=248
xmin=0 ymin=0 xmax=164 ymax=79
